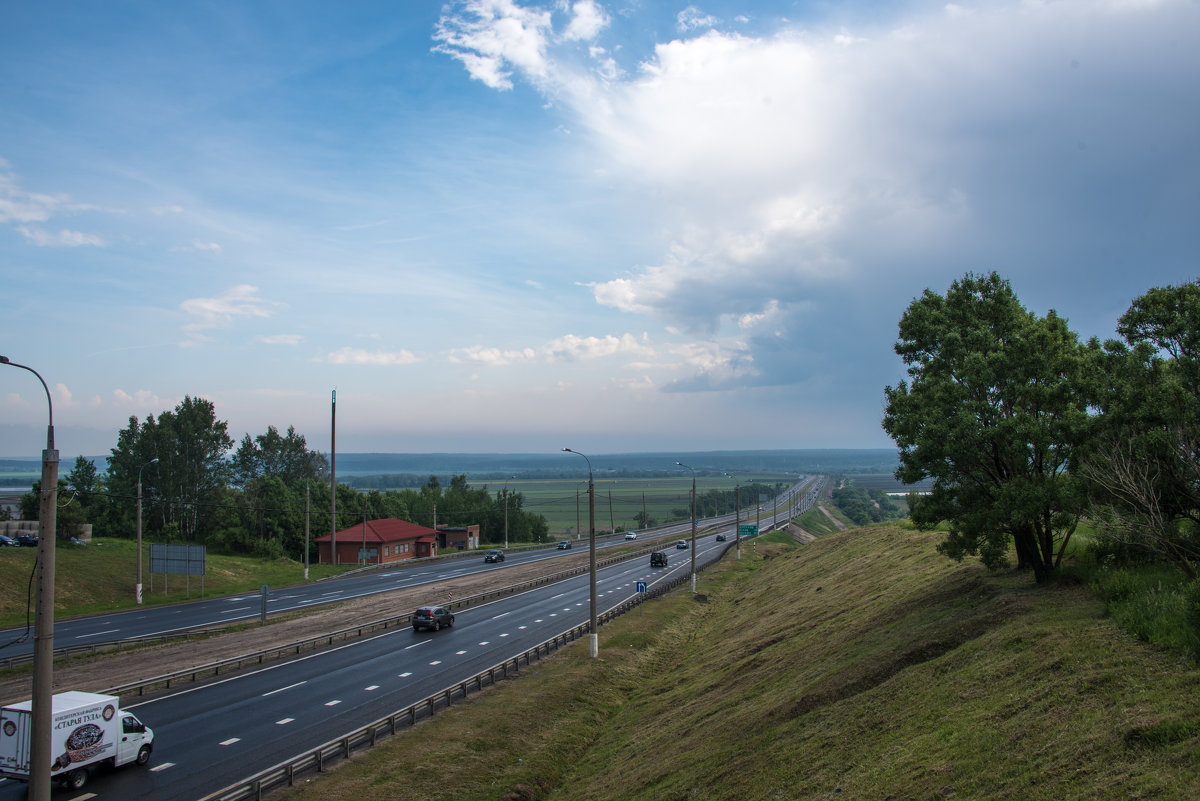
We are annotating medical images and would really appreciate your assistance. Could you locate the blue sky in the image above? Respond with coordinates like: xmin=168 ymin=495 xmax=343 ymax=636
xmin=2 ymin=0 xmax=1198 ymax=458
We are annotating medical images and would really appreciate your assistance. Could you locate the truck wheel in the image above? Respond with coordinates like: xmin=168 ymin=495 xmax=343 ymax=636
xmin=136 ymin=745 xmax=152 ymax=766
xmin=64 ymin=768 xmax=88 ymax=790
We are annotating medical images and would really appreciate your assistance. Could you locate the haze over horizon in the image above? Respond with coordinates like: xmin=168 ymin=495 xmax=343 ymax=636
xmin=4 ymin=1 xmax=1197 ymax=459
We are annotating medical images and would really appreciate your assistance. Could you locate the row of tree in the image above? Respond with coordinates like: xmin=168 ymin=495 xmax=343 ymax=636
xmin=22 ymin=399 xmax=548 ymax=559
xmin=883 ymin=273 xmax=1200 ymax=583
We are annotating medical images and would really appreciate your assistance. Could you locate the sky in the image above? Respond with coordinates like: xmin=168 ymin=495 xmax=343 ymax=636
xmin=2 ymin=0 xmax=1198 ymax=459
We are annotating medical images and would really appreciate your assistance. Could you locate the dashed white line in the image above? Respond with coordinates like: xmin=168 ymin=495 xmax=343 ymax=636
xmin=456 ymin=650 xmax=468 ymax=655
xmin=262 ymin=681 xmax=307 ymax=697
xmin=220 ymin=738 xmax=241 ymax=746
xmin=399 ymin=672 xmax=413 ymax=678
xmin=430 ymin=660 xmax=442 ymax=666
xmin=325 ymin=700 xmax=341 ymax=707
xmin=276 ymin=718 xmax=295 ymax=725
xmin=365 ymin=685 xmax=380 ymax=691
xmin=150 ymin=763 xmax=175 ymax=772
xmin=75 ymin=629 xmax=120 ymax=639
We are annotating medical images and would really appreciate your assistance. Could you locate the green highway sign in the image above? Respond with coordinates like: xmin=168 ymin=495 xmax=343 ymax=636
xmin=738 ymin=524 xmax=758 ymax=537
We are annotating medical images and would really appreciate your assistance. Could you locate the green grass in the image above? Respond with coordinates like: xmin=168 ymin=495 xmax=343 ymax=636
xmin=512 ymin=475 xmax=772 ymax=537
xmin=0 ymin=537 xmax=356 ymax=628
xmin=272 ymin=524 xmax=1200 ymax=801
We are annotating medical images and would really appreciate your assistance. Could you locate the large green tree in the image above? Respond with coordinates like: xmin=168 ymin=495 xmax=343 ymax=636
xmin=231 ymin=425 xmax=328 ymax=489
xmin=104 ymin=396 xmax=233 ymax=541
xmin=882 ymin=272 xmax=1092 ymax=583
xmin=1081 ymin=281 xmax=1200 ymax=578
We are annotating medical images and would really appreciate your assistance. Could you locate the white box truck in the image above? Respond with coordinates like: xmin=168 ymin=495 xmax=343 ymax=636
xmin=0 ymin=691 xmax=154 ymax=790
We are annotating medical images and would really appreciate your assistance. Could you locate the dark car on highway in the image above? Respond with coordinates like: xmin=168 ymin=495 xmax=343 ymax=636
xmin=484 ymin=549 xmax=504 ymax=563
xmin=716 ymin=533 xmax=727 ymax=542
xmin=650 ymin=551 xmax=668 ymax=567
xmin=557 ymin=540 xmax=572 ymax=550
xmin=412 ymin=606 xmax=454 ymax=632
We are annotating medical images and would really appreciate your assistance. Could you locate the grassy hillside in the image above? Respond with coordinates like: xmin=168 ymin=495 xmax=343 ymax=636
xmin=275 ymin=524 xmax=1200 ymax=801
xmin=0 ymin=538 xmax=353 ymax=628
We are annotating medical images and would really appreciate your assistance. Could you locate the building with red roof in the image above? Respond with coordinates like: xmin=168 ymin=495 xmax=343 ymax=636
xmin=315 ymin=518 xmax=439 ymax=565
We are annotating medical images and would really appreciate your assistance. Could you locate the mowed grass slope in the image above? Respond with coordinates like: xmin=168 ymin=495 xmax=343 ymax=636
xmin=276 ymin=524 xmax=1200 ymax=801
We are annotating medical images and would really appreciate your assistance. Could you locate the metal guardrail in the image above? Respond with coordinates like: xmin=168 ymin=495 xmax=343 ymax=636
xmin=195 ymin=562 xmax=697 ymax=801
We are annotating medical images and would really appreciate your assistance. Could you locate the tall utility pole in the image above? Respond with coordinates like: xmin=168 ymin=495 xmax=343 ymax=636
xmin=563 ymin=449 xmax=598 ymax=658
xmin=676 ymin=461 xmax=698 ymax=592
xmin=304 ymin=482 xmax=310 ymax=580
xmin=330 ymin=389 xmax=337 ymax=565
xmin=136 ymin=457 xmax=159 ymax=603
xmin=2 ymin=355 xmax=57 ymax=801
xmin=727 ymin=473 xmax=741 ymax=561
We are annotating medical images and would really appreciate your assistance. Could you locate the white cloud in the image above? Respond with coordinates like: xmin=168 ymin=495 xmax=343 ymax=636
xmin=450 ymin=331 xmax=654 ymax=366
xmin=16 ymin=225 xmax=105 ymax=247
xmin=434 ymin=0 xmax=1200 ymax=397
xmin=320 ymin=347 xmax=419 ymax=366
xmin=563 ymin=0 xmax=608 ymax=41
xmin=112 ymin=388 xmax=172 ymax=410
xmin=433 ymin=0 xmax=555 ymax=90
xmin=258 ymin=334 xmax=304 ymax=345
xmin=677 ymin=6 xmax=719 ymax=33
xmin=180 ymin=285 xmax=279 ymax=339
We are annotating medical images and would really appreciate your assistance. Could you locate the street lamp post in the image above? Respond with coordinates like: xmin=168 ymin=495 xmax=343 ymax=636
xmin=2 ymin=355 xmax=57 ymax=801
xmin=136 ymin=458 xmax=159 ymax=604
xmin=562 ymin=449 xmax=598 ymax=658
xmin=676 ymin=461 xmax=698 ymax=592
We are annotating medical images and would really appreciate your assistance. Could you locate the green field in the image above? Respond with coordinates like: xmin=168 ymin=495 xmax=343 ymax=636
xmin=507 ymin=474 xmax=795 ymax=537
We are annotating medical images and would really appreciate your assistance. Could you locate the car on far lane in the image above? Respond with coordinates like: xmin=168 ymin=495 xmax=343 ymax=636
xmin=624 ymin=532 xmax=637 ymax=540
xmin=557 ymin=540 xmax=572 ymax=550
xmin=412 ymin=606 xmax=454 ymax=632
xmin=716 ymin=533 xmax=727 ymax=542
xmin=484 ymin=550 xmax=505 ymax=563
xmin=676 ymin=539 xmax=688 ymax=549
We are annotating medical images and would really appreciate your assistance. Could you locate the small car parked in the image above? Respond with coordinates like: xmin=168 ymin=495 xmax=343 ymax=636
xmin=17 ymin=535 xmax=38 ymax=547
xmin=412 ymin=606 xmax=454 ymax=632
xmin=0 ymin=535 xmax=17 ymax=547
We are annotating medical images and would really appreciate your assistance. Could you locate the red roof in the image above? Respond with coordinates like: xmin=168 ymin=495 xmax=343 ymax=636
xmin=315 ymin=518 xmax=437 ymax=543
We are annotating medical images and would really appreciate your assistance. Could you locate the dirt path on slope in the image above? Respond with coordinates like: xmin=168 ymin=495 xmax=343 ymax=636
xmin=0 ymin=552 xmax=594 ymax=706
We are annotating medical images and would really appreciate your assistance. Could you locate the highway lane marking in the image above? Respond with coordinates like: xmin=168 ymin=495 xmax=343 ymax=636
xmin=404 ymin=640 xmax=430 ymax=650
xmin=276 ymin=718 xmax=295 ymax=725
xmin=518 ymin=625 xmax=527 ymax=630
xmin=399 ymin=672 xmax=413 ymax=677
xmin=430 ymin=660 xmax=442 ymax=666
xmin=534 ymin=619 xmax=543 ymax=623
xmin=219 ymin=606 xmax=253 ymax=615
xmin=262 ymin=681 xmax=307 ymax=697
xmin=550 ymin=593 xmax=565 ymax=600
xmin=456 ymin=650 xmax=467 ymax=655
xmin=499 ymin=633 xmax=509 ymax=638
xmin=132 ymin=625 xmax=414 ymax=707
xmin=150 ymin=763 xmax=174 ymax=772
xmin=220 ymin=738 xmax=241 ymax=746
xmin=491 ymin=611 xmax=510 ymax=619
xmin=366 ymin=685 xmax=380 ymax=691
xmin=478 ymin=641 xmax=490 ymax=645
xmin=74 ymin=629 xmax=120 ymax=639
xmin=325 ymin=700 xmax=342 ymax=707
